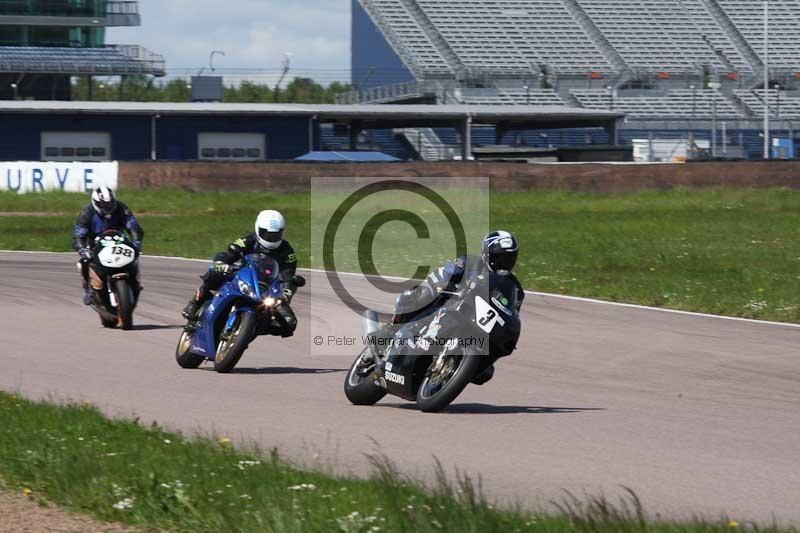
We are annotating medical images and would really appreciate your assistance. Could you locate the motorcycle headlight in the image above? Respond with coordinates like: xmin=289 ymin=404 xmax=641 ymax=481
xmin=262 ymin=297 xmax=278 ymax=308
xmin=237 ymin=279 xmax=257 ymax=299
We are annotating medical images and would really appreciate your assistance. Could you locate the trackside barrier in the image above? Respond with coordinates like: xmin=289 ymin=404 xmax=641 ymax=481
xmin=1 ymin=162 xmax=118 ymax=194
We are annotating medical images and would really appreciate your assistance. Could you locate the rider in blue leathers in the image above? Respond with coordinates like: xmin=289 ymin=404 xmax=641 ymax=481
xmin=72 ymin=187 xmax=144 ymax=305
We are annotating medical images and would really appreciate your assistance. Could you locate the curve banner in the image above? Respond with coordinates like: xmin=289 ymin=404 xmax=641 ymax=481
xmin=1 ymin=162 xmax=118 ymax=194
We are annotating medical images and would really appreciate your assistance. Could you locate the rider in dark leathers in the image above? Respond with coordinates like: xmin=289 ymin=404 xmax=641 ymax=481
xmin=73 ymin=187 xmax=144 ymax=305
xmin=182 ymin=210 xmax=299 ymax=337
xmin=378 ymin=231 xmax=524 ymax=384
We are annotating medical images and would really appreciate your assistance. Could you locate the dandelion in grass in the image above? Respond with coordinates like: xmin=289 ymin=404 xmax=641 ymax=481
xmin=218 ymin=436 xmax=232 ymax=446
xmin=163 ymin=439 xmax=172 ymax=444
xmin=727 ymin=519 xmax=740 ymax=528
xmin=22 ymin=488 xmax=32 ymax=497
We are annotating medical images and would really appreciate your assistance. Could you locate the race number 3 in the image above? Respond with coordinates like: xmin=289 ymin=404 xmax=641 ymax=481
xmin=112 ymin=246 xmax=134 ymax=258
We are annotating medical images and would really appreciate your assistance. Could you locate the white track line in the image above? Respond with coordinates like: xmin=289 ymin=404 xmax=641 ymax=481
xmin=3 ymin=250 xmax=799 ymax=329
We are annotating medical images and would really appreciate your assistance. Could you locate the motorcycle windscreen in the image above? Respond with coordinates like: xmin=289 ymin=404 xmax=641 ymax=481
xmin=246 ymin=254 xmax=280 ymax=293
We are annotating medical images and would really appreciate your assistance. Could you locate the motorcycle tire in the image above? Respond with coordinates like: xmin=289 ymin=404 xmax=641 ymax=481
xmin=175 ymin=330 xmax=204 ymax=369
xmin=416 ymin=349 xmax=481 ymax=413
xmin=114 ymin=279 xmax=134 ymax=331
xmin=344 ymin=349 xmax=386 ymax=406
xmin=214 ymin=311 xmax=256 ymax=374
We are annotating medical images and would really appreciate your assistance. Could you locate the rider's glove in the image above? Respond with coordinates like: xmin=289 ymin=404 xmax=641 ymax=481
xmin=132 ymin=241 xmax=142 ymax=252
xmin=78 ymin=247 xmax=92 ymax=261
xmin=208 ymin=261 xmax=230 ymax=275
xmin=281 ymin=285 xmax=295 ymax=302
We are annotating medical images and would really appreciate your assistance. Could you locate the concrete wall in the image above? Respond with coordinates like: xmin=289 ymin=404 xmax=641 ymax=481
xmin=119 ymin=161 xmax=800 ymax=193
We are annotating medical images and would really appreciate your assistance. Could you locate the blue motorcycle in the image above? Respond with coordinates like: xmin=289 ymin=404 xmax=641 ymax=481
xmin=175 ymin=253 xmax=305 ymax=373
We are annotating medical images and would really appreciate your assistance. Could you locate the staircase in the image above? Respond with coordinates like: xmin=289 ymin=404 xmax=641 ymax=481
xmin=729 ymin=91 xmax=756 ymax=118
xmin=396 ymin=128 xmax=458 ymax=161
xmin=561 ymin=0 xmax=632 ymax=85
xmin=359 ymin=0 xmax=426 ymax=80
xmin=699 ymin=0 xmax=763 ymax=74
xmin=397 ymin=0 xmax=470 ymax=81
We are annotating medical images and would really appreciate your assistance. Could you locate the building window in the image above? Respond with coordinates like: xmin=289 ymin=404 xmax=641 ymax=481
xmin=198 ymin=132 xmax=266 ymax=161
xmin=41 ymin=132 xmax=111 ymax=161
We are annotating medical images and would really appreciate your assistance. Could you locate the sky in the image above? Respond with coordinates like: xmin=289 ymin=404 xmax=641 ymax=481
xmin=108 ymin=0 xmax=351 ymax=85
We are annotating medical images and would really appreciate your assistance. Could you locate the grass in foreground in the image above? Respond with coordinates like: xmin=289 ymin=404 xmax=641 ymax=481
xmin=0 ymin=391 xmax=784 ymax=532
xmin=0 ymin=187 xmax=798 ymax=323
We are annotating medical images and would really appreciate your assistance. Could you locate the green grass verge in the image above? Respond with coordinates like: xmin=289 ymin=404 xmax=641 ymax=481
xmin=0 ymin=391 xmax=783 ymax=532
xmin=0 ymin=187 xmax=798 ymax=323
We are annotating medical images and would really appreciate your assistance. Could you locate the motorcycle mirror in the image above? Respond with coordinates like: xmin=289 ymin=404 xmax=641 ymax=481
xmin=293 ymin=275 xmax=307 ymax=288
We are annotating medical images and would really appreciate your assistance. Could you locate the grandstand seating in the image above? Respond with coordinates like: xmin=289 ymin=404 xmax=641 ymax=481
xmin=0 ymin=46 xmax=165 ymax=75
xmin=362 ymin=0 xmax=453 ymax=75
xmin=417 ymin=0 xmax=614 ymax=73
xmin=454 ymin=87 xmax=566 ymax=105
xmin=735 ymin=90 xmax=800 ymax=119
xmin=571 ymin=89 xmax=744 ymax=118
xmin=319 ymin=124 xmax=416 ymax=160
xmin=576 ymin=0 xmax=733 ymax=72
xmin=358 ymin=0 xmax=800 ymax=79
xmin=717 ymin=0 xmax=800 ymax=69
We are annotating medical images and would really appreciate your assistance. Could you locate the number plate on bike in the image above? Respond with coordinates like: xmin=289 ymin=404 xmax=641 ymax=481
xmin=98 ymin=244 xmax=136 ymax=268
xmin=475 ymin=296 xmax=504 ymax=333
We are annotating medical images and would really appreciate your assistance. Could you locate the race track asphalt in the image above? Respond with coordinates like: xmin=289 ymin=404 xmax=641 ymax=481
xmin=1 ymin=251 xmax=798 ymax=524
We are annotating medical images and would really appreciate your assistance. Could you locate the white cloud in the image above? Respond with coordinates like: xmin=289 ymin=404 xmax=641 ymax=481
xmin=108 ymin=0 xmax=350 ymax=84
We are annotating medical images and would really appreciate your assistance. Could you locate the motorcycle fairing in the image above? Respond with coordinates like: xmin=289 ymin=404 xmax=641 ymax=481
xmin=188 ymin=255 xmax=282 ymax=360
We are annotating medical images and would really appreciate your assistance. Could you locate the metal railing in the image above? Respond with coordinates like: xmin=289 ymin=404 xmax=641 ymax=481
xmin=110 ymin=44 xmax=165 ymax=74
xmin=336 ymin=81 xmax=421 ymax=104
xmin=0 ymin=1 xmax=100 ymax=17
xmin=105 ymin=1 xmax=138 ymax=15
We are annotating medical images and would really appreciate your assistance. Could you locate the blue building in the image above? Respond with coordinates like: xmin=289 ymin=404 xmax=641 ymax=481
xmin=0 ymin=101 xmax=620 ymax=161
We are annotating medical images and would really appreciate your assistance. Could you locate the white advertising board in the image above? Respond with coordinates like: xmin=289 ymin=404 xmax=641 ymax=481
xmin=1 ymin=162 xmax=118 ymax=194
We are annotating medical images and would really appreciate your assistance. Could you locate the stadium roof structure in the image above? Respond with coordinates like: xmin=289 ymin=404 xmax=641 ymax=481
xmin=0 ymin=45 xmax=166 ymax=76
xmin=296 ymin=151 xmax=402 ymax=162
xmin=0 ymin=100 xmax=623 ymax=158
xmin=0 ymin=100 xmax=620 ymax=122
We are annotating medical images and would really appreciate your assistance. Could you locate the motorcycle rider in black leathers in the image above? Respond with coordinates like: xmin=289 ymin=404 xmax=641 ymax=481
xmin=182 ymin=210 xmax=299 ymax=337
xmin=377 ymin=230 xmax=524 ymax=385
xmin=73 ymin=187 xmax=144 ymax=305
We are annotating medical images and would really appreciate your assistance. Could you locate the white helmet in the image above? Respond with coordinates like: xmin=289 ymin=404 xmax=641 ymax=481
xmin=255 ymin=210 xmax=286 ymax=250
xmin=91 ymin=186 xmax=117 ymax=219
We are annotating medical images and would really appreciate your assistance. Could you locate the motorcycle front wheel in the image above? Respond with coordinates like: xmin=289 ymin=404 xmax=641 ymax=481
xmin=175 ymin=330 xmax=204 ymax=369
xmin=344 ymin=348 xmax=386 ymax=406
xmin=214 ymin=311 xmax=256 ymax=374
xmin=416 ymin=348 xmax=481 ymax=413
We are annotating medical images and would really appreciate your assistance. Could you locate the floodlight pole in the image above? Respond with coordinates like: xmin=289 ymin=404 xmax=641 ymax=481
xmin=763 ymin=0 xmax=770 ymax=159
xmin=709 ymin=80 xmax=721 ymax=158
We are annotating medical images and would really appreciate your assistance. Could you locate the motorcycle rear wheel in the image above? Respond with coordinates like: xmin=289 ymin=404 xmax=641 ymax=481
xmin=416 ymin=349 xmax=481 ymax=413
xmin=214 ymin=312 xmax=256 ymax=374
xmin=114 ymin=279 xmax=134 ymax=331
xmin=344 ymin=349 xmax=386 ymax=406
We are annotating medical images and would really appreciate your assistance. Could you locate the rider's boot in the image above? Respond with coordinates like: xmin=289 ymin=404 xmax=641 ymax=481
xmin=82 ymin=280 xmax=92 ymax=306
xmin=182 ymin=292 xmax=206 ymax=320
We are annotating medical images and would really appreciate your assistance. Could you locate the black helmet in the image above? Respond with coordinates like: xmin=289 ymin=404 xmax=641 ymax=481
xmin=482 ymin=231 xmax=519 ymax=275
xmin=91 ymin=186 xmax=117 ymax=219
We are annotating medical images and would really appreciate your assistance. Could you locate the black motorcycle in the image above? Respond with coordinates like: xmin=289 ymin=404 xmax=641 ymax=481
xmin=344 ymin=271 xmax=521 ymax=412
xmin=86 ymin=230 xmax=140 ymax=330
